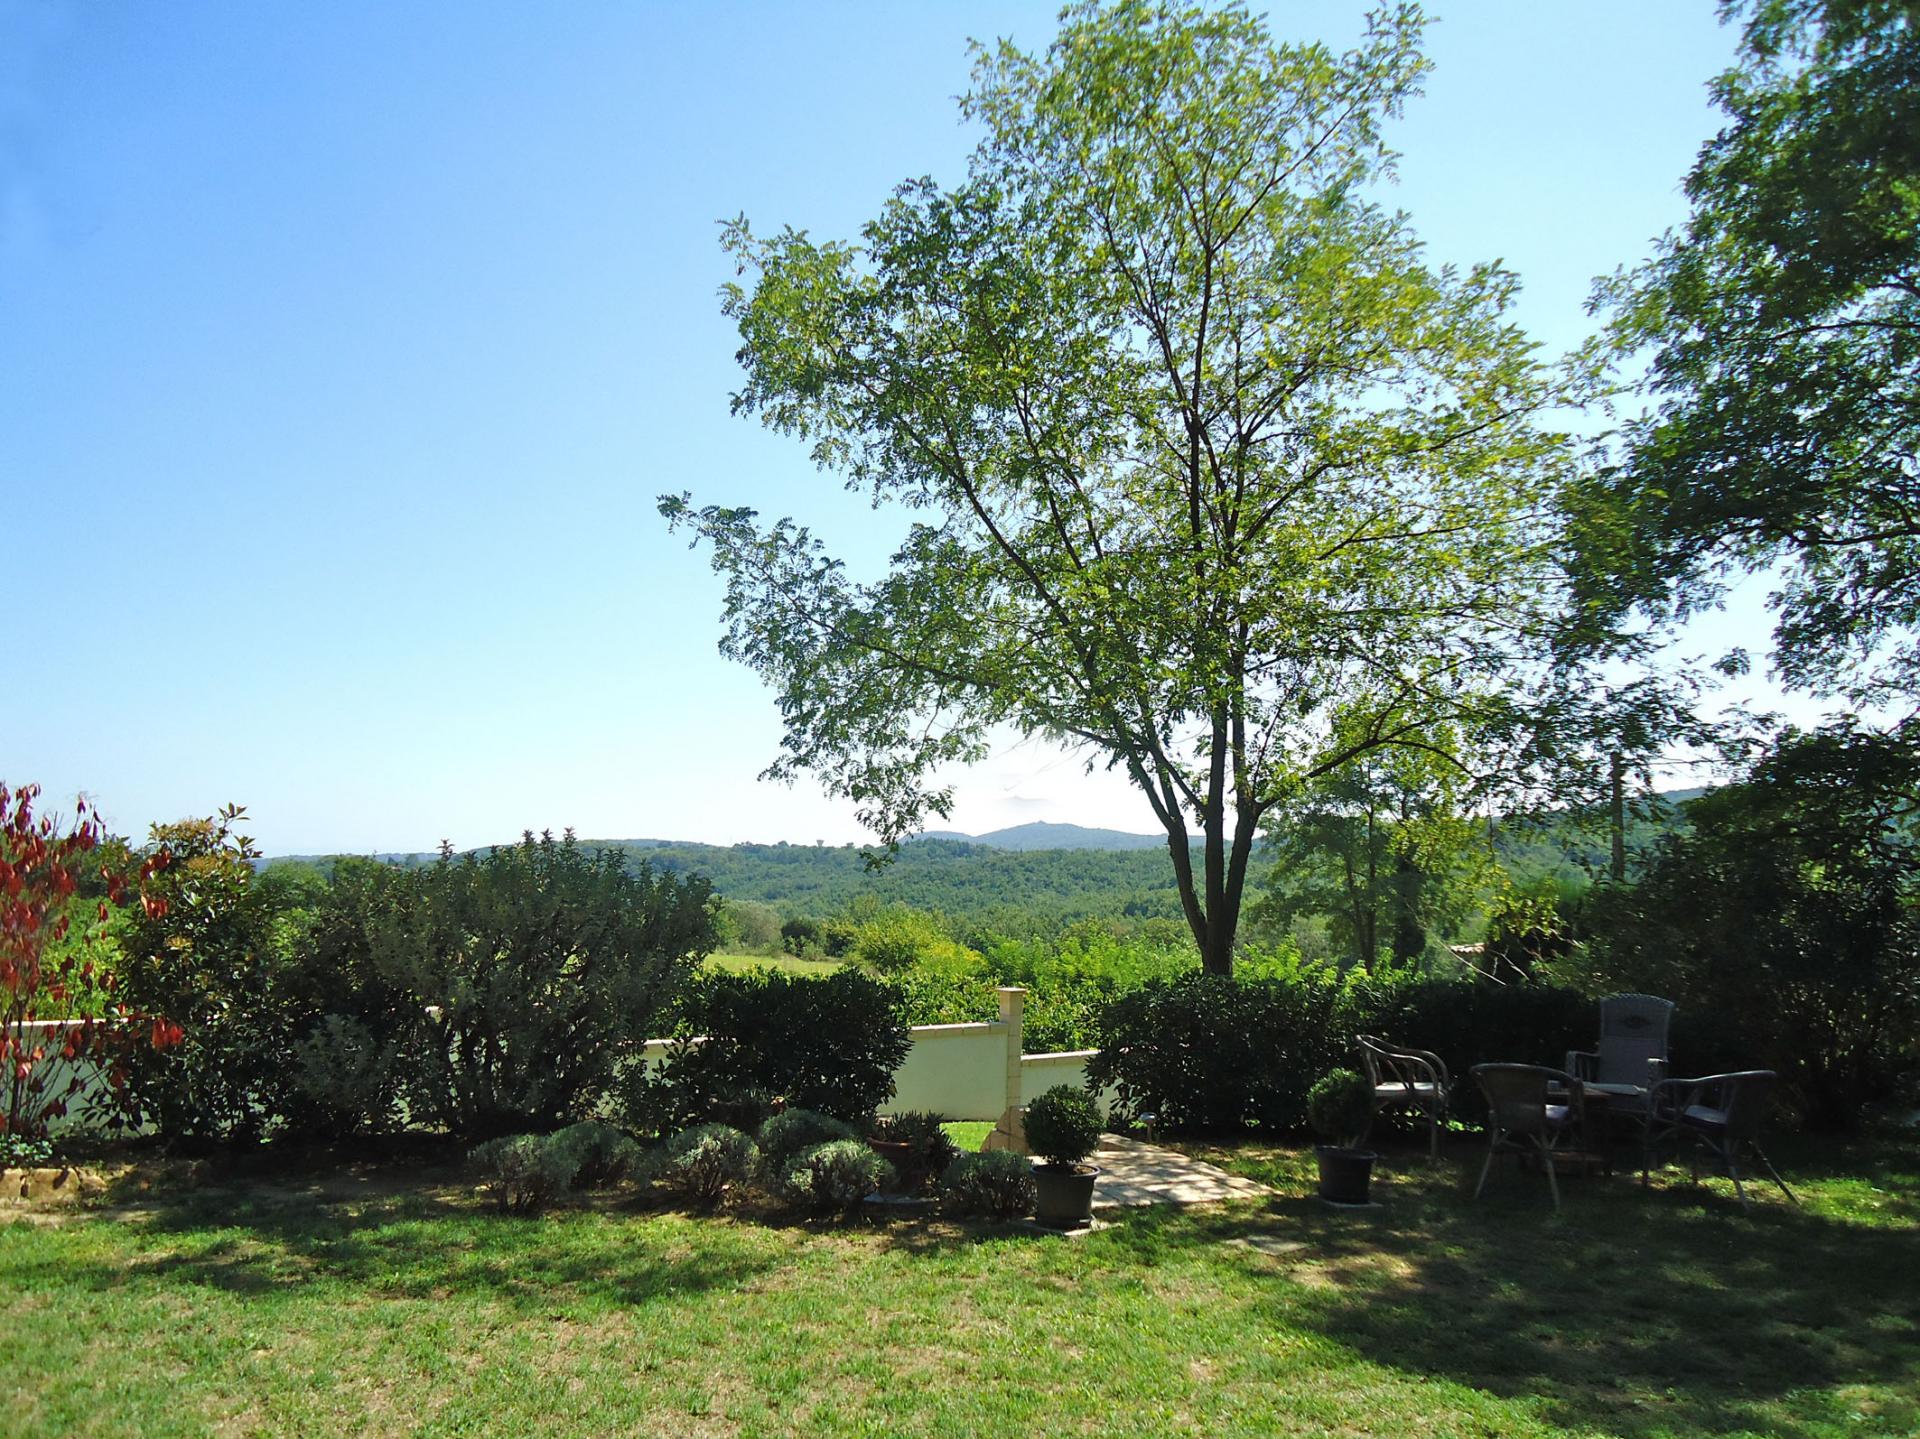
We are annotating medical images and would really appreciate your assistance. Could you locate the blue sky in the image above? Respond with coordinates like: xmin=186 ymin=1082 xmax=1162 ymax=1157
xmin=4 ymin=2 xmax=1790 ymax=853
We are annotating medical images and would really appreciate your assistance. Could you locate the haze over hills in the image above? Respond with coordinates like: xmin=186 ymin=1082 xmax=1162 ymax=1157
xmin=912 ymin=822 xmax=1165 ymax=851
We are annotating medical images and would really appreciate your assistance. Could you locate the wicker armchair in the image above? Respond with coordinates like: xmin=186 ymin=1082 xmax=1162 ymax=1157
xmin=1566 ymin=993 xmax=1675 ymax=1097
xmin=1470 ymin=1063 xmax=1588 ymax=1212
xmin=1357 ymin=1035 xmax=1451 ymax=1161
xmin=1642 ymin=1070 xmax=1797 ymax=1211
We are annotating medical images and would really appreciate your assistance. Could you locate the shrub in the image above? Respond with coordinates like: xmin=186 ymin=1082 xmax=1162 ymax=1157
xmin=1089 ymin=965 xmax=1594 ymax=1135
xmin=940 ymin=1150 xmax=1036 ymax=1220
xmin=1306 ymin=1069 xmax=1373 ymax=1147
xmin=648 ymin=1123 xmax=758 ymax=1208
xmin=469 ymin=1133 xmax=580 ymax=1215
xmin=852 ymin=909 xmax=977 ymax=974
xmin=1581 ymin=728 xmax=1920 ymax=1130
xmin=110 ymin=808 xmax=298 ymax=1145
xmin=780 ymin=916 xmax=821 ymax=957
xmin=288 ymin=1014 xmax=407 ymax=1138
xmin=1088 ymin=969 xmax=1352 ymax=1133
xmin=551 ymin=1120 xmax=642 ymax=1189
xmin=1023 ymin=1085 xmax=1102 ymax=1167
xmin=775 ymin=1138 xmax=893 ymax=1212
xmin=870 ymin=1110 xmax=958 ymax=1191
xmin=0 ymin=1135 xmax=55 ymax=1169
xmin=755 ymin=1108 xmax=858 ymax=1182
xmin=1 ymin=783 xmax=178 ymax=1143
xmin=656 ymin=969 xmax=910 ymax=1124
xmin=371 ymin=833 xmax=714 ymax=1139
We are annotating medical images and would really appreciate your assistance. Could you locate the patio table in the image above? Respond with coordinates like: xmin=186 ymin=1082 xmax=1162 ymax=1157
xmin=1544 ymin=1082 xmax=1648 ymax=1176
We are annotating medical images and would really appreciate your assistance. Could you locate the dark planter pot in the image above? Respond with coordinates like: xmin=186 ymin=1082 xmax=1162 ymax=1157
xmin=1314 ymin=1146 xmax=1378 ymax=1206
xmin=1033 ymin=1161 xmax=1100 ymax=1229
xmin=866 ymin=1138 xmax=915 ymax=1190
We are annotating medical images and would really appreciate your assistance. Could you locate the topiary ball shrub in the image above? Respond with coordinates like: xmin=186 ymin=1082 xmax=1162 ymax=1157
xmin=1307 ymin=1068 xmax=1374 ymax=1149
xmin=551 ymin=1119 xmax=643 ymax=1189
xmin=649 ymin=1124 xmax=758 ymax=1209
xmin=1023 ymin=1085 xmax=1103 ymax=1168
xmin=776 ymin=1139 xmax=893 ymax=1213
xmin=940 ymin=1150 xmax=1037 ymax=1220
xmin=755 ymin=1108 xmax=858 ymax=1184
xmin=470 ymin=1133 xmax=581 ymax=1216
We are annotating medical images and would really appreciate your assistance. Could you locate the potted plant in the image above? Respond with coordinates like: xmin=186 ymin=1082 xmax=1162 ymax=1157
xmin=868 ymin=1111 xmax=959 ymax=1193
xmin=1023 ymin=1084 xmax=1103 ymax=1228
xmin=1307 ymin=1068 xmax=1378 ymax=1206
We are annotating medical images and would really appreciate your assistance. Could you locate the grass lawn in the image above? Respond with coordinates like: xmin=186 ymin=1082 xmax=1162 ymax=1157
xmin=940 ymin=1121 xmax=993 ymax=1153
xmin=2 ymin=1131 xmax=1914 ymax=1437
xmin=702 ymin=953 xmax=845 ymax=977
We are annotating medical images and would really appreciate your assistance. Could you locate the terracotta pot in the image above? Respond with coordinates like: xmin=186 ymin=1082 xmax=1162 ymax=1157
xmin=866 ymin=1138 xmax=915 ymax=1189
xmin=1033 ymin=1161 xmax=1099 ymax=1228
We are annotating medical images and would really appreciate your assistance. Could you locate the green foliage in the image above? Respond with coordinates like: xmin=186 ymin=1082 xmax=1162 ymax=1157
xmin=118 ymin=826 xmax=712 ymax=1145
xmin=879 ymin=922 xmax=1206 ymax=1052
xmin=1 ymin=783 xmax=165 ymax=1142
xmin=665 ymin=1 xmax=1580 ymax=974
xmin=1258 ymin=747 xmax=1496 ymax=972
xmin=659 ymin=968 xmax=910 ymax=1124
xmin=1306 ymin=1068 xmax=1374 ymax=1148
xmin=369 ymin=832 xmax=714 ymax=1139
xmin=774 ymin=1138 xmax=893 ymax=1213
xmin=870 ymin=1110 xmax=959 ymax=1191
xmin=939 ymin=1150 xmax=1036 ymax=1220
xmin=1091 ymin=963 xmax=1593 ymax=1134
xmin=715 ymin=898 xmax=784 ymax=955
xmin=1480 ymin=880 xmax=1581 ymax=983
xmin=1022 ymin=1085 xmax=1102 ymax=1167
xmin=753 ymin=1108 xmax=858 ymax=1184
xmin=645 ymin=1123 xmax=758 ymax=1209
xmin=1571 ymin=0 xmax=1920 ymax=702
xmin=1582 ymin=725 xmax=1920 ymax=1128
xmin=1089 ymin=963 xmax=1358 ymax=1132
xmin=287 ymin=1014 xmax=407 ymax=1138
xmin=468 ymin=1133 xmax=580 ymax=1216
xmin=632 ymin=839 xmax=1188 ymax=930
xmin=111 ymin=809 xmax=293 ymax=1144
xmin=550 ymin=1120 xmax=643 ymax=1189
xmin=0 ymin=1134 xmax=55 ymax=1169
xmin=851 ymin=908 xmax=977 ymax=973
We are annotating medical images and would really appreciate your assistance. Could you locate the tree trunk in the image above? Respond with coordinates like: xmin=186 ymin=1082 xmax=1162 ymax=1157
xmin=1391 ymin=853 xmax=1425 ymax=966
xmin=1609 ymin=750 xmax=1627 ymax=883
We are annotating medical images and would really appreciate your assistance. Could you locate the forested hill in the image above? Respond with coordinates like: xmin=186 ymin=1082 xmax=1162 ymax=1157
xmin=262 ymin=789 xmax=1705 ymax=925
xmin=597 ymin=838 xmax=1187 ymax=923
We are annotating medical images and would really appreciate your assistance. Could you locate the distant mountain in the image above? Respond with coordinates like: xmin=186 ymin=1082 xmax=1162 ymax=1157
xmin=913 ymin=821 xmax=1166 ymax=852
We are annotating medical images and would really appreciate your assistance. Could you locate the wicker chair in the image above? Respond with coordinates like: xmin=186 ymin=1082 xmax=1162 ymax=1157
xmin=1357 ymin=1035 xmax=1451 ymax=1161
xmin=1470 ymin=1063 xmax=1588 ymax=1212
xmin=1566 ymin=993 xmax=1674 ymax=1097
xmin=1642 ymin=1070 xmax=1797 ymax=1211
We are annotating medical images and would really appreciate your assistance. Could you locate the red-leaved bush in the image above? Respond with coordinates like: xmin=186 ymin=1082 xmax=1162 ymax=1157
xmin=0 ymin=782 xmax=180 ymax=1141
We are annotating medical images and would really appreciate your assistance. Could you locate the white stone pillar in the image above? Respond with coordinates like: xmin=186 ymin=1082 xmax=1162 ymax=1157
xmin=983 ymin=986 xmax=1028 ymax=1153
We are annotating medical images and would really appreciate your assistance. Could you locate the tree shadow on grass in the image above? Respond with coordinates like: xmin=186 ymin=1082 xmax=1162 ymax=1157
xmin=1116 ymin=1140 xmax=1920 ymax=1438
xmin=35 ymin=1170 xmax=783 ymax=1313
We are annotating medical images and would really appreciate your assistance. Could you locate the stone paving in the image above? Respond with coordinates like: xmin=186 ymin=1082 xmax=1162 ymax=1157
xmin=1089 ymin=1134 xmax=1274 ymax=1210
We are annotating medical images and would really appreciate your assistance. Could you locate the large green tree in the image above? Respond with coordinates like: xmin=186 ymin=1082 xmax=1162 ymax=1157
xmin=665 ymin=1 xmax=1581 ymax=974
xmin=1568 ymin=0 xmax=1920 ymax=703
xmin=1255 ymin=739 xmax=1493 ymax=973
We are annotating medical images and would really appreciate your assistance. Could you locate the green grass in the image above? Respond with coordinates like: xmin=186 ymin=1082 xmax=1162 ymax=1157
xmin=702 ymin=952 xmax=845 ymax=977
xmin=2 ymin=1131 xmax=1914 ymax=1437
xmin=939 ymin=1121 xmax=993 ymax=1153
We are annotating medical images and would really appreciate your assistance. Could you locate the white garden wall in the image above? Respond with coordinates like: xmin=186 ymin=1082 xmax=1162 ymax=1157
xmin=638 ymin=988 xmax=1114 ymax=1131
